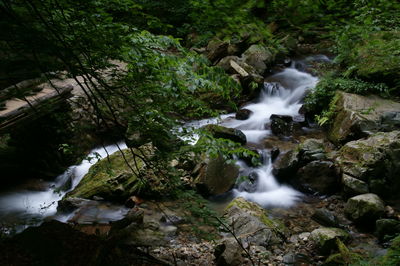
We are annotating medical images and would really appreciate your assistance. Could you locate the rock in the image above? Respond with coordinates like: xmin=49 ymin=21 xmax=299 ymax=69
xmin=203 ymin=124 xmax=247 ymax=145
xmin=328 ymin=91 xmax=400 ymax=145
xmin=376 ymin=219 xmax=400 ymax=241
xmin=57 ymin=197 xmax=93 ymax=212
xmin=242 ymin=44 xmax=274 ymax=75
xmin=342 ymin=174 xmax=369 ymax=196
xmin=223 ymin=197 xmax=287 ymax=246
xmin=235 ymin=108 xmax=252 ymax=120
xmin=344 ymin=193 xmax=385 ymax=225
xmin=206 ymin=38 xmax=229 ymax=62
xmin=311 ymin=208 xmax=340 ymax=228
xmin=273 ymin=149 xmax=300 ymax=180
xmin=296 ymin=160 xmax=340 ymax=195
xmin=64 ymin=144 xmax=163 ymax=202
xmin=310 ymin=227 xmax=350 ymax=255
xmin=270 ymin=147 xmax=280 ymax=162
xmin=273 ymin=138 xmax=329 ymax=183
xmin=337 ymin=131 xmax=400 ymax=198
xmin=270 ymin=114 xmax=293 ymax=136
xmin=195 ymin=155 xmax=239 ymax=196
xmin=299 ymin=138 xmax=326 ymax=163
xmin=125 ymin=196 xmax=143 ymax=208
xmin=214 ymin=238 xmax=243 ymax=266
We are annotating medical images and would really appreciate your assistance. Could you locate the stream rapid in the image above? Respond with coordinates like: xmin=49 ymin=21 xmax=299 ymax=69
xmin=0 ymin=55 xmax=326 ymax=233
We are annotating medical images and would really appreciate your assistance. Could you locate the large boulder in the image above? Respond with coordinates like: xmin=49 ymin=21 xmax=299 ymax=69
xmin=296 ymin=160 xmax=340 ymax=195
xmin=328 ymin=91 xmax=400 ymax=145
xmin=241 ymin=44 xmax=274 ymax=75
xmin=206 ymin=38 xmax=229 ymax=63
xmin=344 ymin=193 xmax=385 ymax=226
xmin=310 ymin=227 xmax=350 ymax=255
xmin=203 ymin=124 xmax=247 ymax=145
xmin=337 ymin=131 xmax=400 ymax=198
xmin=64 ymin=144 xmax=163 ymax=202
xmin=223 ymin=197 xmax=287 ymax=246
xmin=194 ymin=155 xmax=239 ymax=196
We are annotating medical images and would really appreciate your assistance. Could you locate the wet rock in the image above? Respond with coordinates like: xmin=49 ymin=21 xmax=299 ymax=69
xmin=235 ymin=108 xmax=252 ymax=120
xmin=310 ymin=227 xmax=350 ymax=255
xmin=242 ymin=44 xmax=274 ymax=75
xmin=270 ymin=147 xmax=280 ymax=162
xmin=223 ymin=197 xmax=287 ymax=246
xmin=344 ymin=193 xmax=385 ymax=226
xmin=328 ymin=91 xmax=400 ymax=145
xmin=296 ymin=160 xmax=340 ymax=195
xmin=311 ymin=208 xmax=340 ymax=228
xmin=194 ymin=155 xmax=239 ymax=196
xmin=237 ymin=172 xmax=258 ymax=193
xmin=337 ymin=131 xmax=400 ymax=198
xmin=376 ymin=219 xmax=400 ymax=241
xmin=270 ymin=114 xmax=293 ymax=136
xmin=57 ymin=197 xmax=93 ymax=212
xmin=273 ymin=149 xmax=299 ymax=180
xmin=342 ymin=174 xmax=369 ymax=196
xmin=206 ymin=38 xmax=229 ymax=62
xmin=203 ymin=124 xmax=247 ymax=145
xmin=214 ymin=238 xmax=243 ymax=266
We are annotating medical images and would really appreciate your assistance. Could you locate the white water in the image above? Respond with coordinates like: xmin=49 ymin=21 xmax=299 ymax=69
xmin=229 ymin=67 xmax=318 ymax=207
xmin=0 ymin=141 xmax=127 ymax=230
xmin=189 ymin=64 xmax=319 ymax=208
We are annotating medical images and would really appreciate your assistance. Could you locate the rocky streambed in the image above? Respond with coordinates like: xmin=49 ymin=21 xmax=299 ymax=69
xmin=1 ymin=52 xmax=400 ymax=266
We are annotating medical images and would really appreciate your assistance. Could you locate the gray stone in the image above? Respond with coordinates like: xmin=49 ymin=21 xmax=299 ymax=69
xmin=214 ymin=238 xmax=243 ymax=266
xmin=223 ymin=197 xmax=287 ymax=246
xmin=344 ymin=193 xmax=385 ymax=225
xmin=312 ymin=208 xmax=340 ymax=228
xmin=329 ymin=91 xmax=400 ymax=145
xmin=242 ymin=44 xmax=274 ymax=75
xmin=310 ymin=227 xmax=350 ymax=255
xmin=337 ymin=131 xmax=400 ymax=198
xmin=296 ymin=160 xmax=340 ymax=195
xmin=342 ymin=174 xmax=369 ymax=196
xmin=194 ymin=155 xmax=239 ymax=196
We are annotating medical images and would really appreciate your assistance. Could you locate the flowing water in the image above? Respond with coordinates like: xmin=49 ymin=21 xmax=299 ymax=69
xmin=0 ymin=55 xmax=326 ymax=233
xmin=0 ymin=142 xmax=128 ymax=233
xmin=186 ymin=57 xmax=323 ymax=208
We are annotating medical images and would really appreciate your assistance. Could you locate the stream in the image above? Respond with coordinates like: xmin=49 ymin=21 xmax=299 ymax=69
xmin=0 ymin=55 xmax=329 ymax=235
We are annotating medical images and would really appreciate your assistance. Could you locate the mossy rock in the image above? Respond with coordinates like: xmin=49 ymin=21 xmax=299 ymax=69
xmin=224 ymin=197 xmax=287 ymax=245
xmin=65 ymin=144 xmax=159 ymax=202
xmin=328 ymin=91 xmax=400 ymax=145
xmin=337 ymin=131 xmax=400 ymax=198
xmin=344 ymin=193 xmax=385 ymax=226
xmin=310 ymin=227 xmax=350 ymax=255
xmin=203 ymin=124 xmax=246 ymax=145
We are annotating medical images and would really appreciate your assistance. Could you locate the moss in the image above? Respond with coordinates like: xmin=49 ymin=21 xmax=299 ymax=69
xmin=380 ymin=234 xmax=400 ymax=265
xmin=66 ymin=147 xmax=151 ymax=201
